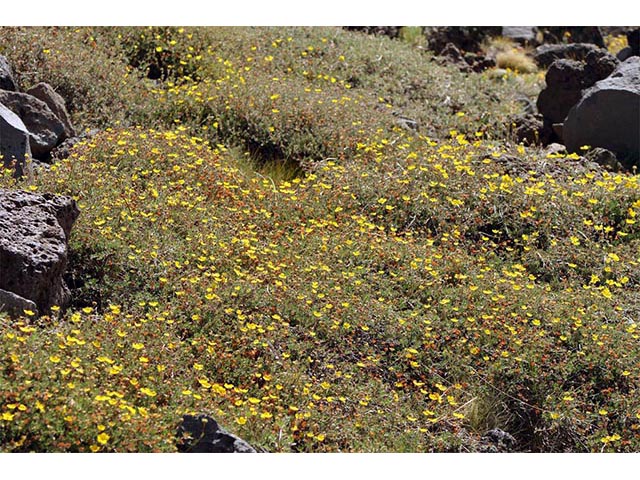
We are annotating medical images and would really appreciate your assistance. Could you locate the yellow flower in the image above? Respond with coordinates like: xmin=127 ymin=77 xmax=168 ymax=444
xmin=140 ymin=387 xmax=157 ymax=397
xmin=97 ymin=433 xmax=110 ymax=445
xmin=1 ymin=412 xmax=15 ymax=421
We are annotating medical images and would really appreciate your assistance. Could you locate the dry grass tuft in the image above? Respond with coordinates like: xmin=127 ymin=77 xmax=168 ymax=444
xmin=496 ymin=50 xmax=538 ymax=73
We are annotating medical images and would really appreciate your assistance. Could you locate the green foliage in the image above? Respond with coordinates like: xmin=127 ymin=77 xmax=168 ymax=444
xmin=0 ymin=27 xmax=638 ymax=453
xmin=399 ymin=27 xmax=426 ymax=46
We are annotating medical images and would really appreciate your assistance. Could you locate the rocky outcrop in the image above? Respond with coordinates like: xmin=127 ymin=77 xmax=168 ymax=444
xmin=563 ymin=57 xmax=640 ymax=169
xmin=0 ymin=56 xmax=77 ymax=162
xmin=425 ymin=27 xmax=501 ymax=55
xmin=533 ymin=43 xmax=614 ymax=68
xmin=27 ymin=82 xmax=76 ymax=140
xmin=536 ymin=48 xmax=619 ymax=144
xmin=0 ymin=55 xmax=17 ymax=91
xmin=176 ymin=414 xmax=257 ymax=453
xmin=0 ymin=103 xmax=32 ymax=178
xmin=537 ymin=59 xmax=586 ymax=124
xmin=0 ymin=189 xmax=79 ymax=314
xmin=0 ymin=90 xmax=66 ymax=160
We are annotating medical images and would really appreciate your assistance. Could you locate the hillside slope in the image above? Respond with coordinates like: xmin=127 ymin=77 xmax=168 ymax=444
xmin=0 ymin=26 xmax=638 ymax=452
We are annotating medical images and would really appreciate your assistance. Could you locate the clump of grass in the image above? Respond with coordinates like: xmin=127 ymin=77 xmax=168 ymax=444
xmin=483 ymin=36 xmax=537 ymax=74
xmin=496 ymin=50 xmax=538 ymax=74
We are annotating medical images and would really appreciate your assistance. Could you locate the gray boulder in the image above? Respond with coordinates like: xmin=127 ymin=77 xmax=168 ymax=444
xmin=0 ymin=189 xmax=79 ymax=314
xmin=502 ymin=27 xmax=538 ymax=45
xmin=564 ymin=57 xmax=640 ymax=169
xmin=0 ymin=90 xmax=65 ymax=160
xmin=26 ymin=82 xmax=76 ymax=140
xmin=0 ymin=103 xmax=32 ymax=178
xmin=176 ymin=414 xmax=256 ymax=453
xmin=0 ymin=55 xmax=17 ymax=91
xmin=0 ymin=288 xmax=38 ymax=318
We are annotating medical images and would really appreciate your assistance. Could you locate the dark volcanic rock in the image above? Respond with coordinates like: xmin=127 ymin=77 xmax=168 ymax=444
xmin=534 ymin=43 xmax=614 ymax=68
xmin=536 ymin=59 xmax=587 ymax=124
xmin=176 ymin=414 xmax=256 ymax=453
xmin=0 ymin=90 xmax=66 ymax=160
xmin=0 ymin=189 xmax=79 ymax=313
xmin=536 ymin=49 xmax=619 ymax=145
xmin=425 ymin=26 xmax=501 ymax=55
xmin=26 ymin=82 xmax=76 ymax=140
xmin=563 ymin=57 xmax=640 ymax=169
xmin=0 ymin=103 xmax=32 ymax=178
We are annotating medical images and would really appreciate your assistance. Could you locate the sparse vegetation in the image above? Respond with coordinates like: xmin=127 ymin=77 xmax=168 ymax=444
xmin=483 ymin=37 xmax=538 ymax=74
xmin=0 ymin=26 xmax=638 ymax=453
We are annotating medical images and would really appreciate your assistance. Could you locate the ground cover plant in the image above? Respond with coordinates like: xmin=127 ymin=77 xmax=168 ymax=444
xmin=0 ymin=26 xmax=638 ymax=452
